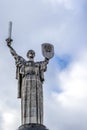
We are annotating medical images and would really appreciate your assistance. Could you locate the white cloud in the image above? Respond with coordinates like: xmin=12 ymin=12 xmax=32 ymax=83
xmin=43 ymin=0 xmax=76 ymax=10
xmin=45 ymin=51 xmax=87 ymax=130
xmin=58 ymin=51 xmax=87 ymax=106
xmin=2 ymin=111 xmax=17 ymax=130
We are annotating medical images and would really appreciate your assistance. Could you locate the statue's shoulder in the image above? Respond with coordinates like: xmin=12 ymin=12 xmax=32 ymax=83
xmin=35 ymin=61 xmax=44 ymax=66
xmin=35 ymin=61 xmax=40 ymax=66
xmin=16 ymin=56 xmax=26 ymax=66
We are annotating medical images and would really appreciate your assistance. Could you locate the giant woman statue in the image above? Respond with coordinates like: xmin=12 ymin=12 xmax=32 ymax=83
xmin=6 ymin=37 xmax=54 ymax=126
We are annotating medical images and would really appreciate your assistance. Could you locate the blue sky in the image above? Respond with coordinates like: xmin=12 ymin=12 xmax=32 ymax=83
xmin=0 ymin=0 xmax=87 ymax=130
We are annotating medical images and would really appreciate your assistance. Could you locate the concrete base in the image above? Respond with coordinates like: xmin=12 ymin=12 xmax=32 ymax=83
xmin=18 ymin=124 xmax=49 ymax=130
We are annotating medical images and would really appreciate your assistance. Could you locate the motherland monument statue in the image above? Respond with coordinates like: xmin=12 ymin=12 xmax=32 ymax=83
xmin=6 ymin=22 xmax=54 ymax=130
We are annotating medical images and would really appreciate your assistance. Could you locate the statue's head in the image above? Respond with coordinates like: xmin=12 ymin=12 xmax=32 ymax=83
xmin=27 ymin=50 xmax=35 ymax=59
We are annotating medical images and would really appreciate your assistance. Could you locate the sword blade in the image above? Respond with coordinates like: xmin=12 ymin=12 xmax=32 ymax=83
xmin=8 ymin=21 xmax=12 ymax=39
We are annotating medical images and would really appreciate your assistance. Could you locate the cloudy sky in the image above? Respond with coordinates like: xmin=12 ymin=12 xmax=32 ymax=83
xmin=0 ymin=0 xmax=87 ymax=130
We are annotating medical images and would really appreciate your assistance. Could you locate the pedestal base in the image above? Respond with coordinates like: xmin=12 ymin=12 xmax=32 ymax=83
xmin=18 ymin=124 xmax=49 ymax=130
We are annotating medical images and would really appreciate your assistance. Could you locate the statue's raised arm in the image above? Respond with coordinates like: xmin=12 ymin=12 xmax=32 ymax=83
xmin=6 ymin=22 xmax=26 ymax=67
xmin=41 ymin=43 xmax=54 ymax=69
xmin=6 ymin=38 xmax=26 ymax=66
xmin=6 ymin=38 xmax=18 ymax=59
xmin=6 ymin=22 xmax=20 ymax=64
xmin=6 ymin=38 xmax=26 ymax=98
xmin=38 ymin=43 xmax=54 ymax=82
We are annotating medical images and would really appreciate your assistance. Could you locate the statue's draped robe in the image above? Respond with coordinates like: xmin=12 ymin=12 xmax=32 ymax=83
xmin=16 ymin=58 xmax=48 ymax=125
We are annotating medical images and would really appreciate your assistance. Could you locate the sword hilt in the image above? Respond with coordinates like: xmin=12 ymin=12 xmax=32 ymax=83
xmin=6 ymin=21 xmax=13 ymax=46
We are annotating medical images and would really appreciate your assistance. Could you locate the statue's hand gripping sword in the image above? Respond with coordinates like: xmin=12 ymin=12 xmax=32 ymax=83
xmin=6 ymin=21 xmax=13 ymax=46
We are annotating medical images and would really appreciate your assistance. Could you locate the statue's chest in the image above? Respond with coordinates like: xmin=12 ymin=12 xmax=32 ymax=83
xmin=24 ymin=62 xmax=35 ymax=73
xmin=20 ymin=62 xmax=40 ymax=75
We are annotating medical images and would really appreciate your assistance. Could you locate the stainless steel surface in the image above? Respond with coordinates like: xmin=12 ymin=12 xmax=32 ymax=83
xmin=6 ymin=36 xmax=54 ymax=125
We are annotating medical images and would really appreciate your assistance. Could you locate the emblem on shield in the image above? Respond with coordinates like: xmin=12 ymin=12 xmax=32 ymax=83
xmin=42 ymin=43 xmax=54 ymax=59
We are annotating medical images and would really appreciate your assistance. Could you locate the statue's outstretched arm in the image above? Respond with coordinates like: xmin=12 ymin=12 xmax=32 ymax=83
xmin=6 ymin=38 xmax=26 ymax=67
xmin=39 ymin=58 xmax=49 ymax=73
xmin=6 ymin=38 xmax=19 ymax=60
xmin=8 ymin=45 xmax=18 ymax=60
xmin=44 ymin=57 xmax=49 ymax=64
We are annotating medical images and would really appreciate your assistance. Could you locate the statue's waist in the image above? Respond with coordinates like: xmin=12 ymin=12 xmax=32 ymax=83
xmin=22 ymin=72 xmax=40 ymax=77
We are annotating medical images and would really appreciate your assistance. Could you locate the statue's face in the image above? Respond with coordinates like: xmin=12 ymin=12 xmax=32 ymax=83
xmin=27 ymin=50 xmax=35 ymax=59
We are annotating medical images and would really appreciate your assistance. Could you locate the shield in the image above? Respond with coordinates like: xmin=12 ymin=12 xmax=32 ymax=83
xmin=42 ymin=43 xmax=54 ymax=59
